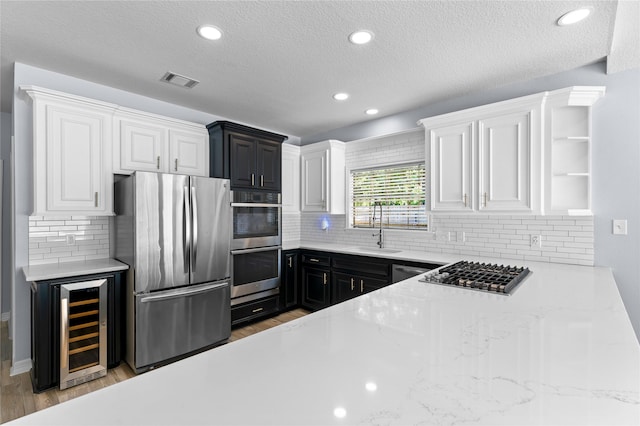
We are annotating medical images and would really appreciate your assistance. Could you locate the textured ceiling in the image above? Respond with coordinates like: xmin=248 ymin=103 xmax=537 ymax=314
xmin=1 ymin=1 xmax=637 ymax=139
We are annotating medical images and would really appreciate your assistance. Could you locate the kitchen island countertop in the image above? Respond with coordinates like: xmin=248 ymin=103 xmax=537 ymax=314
xmin=9 ymin=257 xmax=639 ymax=425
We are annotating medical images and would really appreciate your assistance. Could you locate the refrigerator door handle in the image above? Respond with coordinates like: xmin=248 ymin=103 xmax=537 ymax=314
xmin=231 ymin=246 xmax=282 ymax=255
xmin=183 ymin=186 xmax=191 ymax=274
xmin=191 ymin=186 xmax=198 ymax=271
xmin=140 ymin=281 xmax=229 ymax=303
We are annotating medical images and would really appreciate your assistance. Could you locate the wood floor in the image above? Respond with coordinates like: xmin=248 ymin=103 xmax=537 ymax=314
xmin=0 ymin=308 xmax=309 ymax=424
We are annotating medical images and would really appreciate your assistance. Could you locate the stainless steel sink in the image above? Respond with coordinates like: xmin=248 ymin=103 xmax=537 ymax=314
xmin=356 ymin=246 xmax=402 ymax=254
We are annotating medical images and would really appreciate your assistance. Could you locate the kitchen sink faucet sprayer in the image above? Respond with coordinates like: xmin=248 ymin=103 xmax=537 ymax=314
xmin=372 ymin=201 xmax=384 ymax=248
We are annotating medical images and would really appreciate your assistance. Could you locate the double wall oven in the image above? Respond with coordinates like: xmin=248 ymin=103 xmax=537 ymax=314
xmin=230 ymin=190 xmax=281 ymax=305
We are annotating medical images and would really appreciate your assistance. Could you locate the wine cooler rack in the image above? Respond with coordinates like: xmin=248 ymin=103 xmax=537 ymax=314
xmin=60 ymin=279 xmax=108 ymax=390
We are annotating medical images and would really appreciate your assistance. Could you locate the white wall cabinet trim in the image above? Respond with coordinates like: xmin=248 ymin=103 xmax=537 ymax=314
xmin=281 ymin=143 xmax=301 ymax=213
xmin=300 ymin=140 xmax=345 ymax=214
xmin=22 ymin=86 xmax=115 ymax=216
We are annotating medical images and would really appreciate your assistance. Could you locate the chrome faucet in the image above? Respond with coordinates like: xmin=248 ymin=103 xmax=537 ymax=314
xmin=372 ymin=201 xmax=384 ymax=248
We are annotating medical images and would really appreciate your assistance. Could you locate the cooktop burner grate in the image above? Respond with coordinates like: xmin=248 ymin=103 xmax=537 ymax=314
xmin=419 ymin=261 xmax=530 ymax=295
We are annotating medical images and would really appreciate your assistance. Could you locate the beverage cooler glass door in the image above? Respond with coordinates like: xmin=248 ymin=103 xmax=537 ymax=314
xmin=60 ymin=279 xmax=107 ymax=390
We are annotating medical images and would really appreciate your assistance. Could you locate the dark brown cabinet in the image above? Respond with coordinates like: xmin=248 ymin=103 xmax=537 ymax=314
xmin=331 ymin=255 xmax=390 ymax=304
xmin=332 ymin=271 xmax=388 ymax=304
xmin=281 ymin=250 xmax=299 ymax=310
xmin=301 ymin=253 xmax=331 ymax=311
xmin=207 ymin=121 xmax=287 ymax=191
xmin=30 ymin=271 xmax=125 ymax=393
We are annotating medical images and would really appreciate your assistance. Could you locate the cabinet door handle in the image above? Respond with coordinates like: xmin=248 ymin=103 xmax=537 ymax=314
xmin=483 ymin=192 xmax=487 ymax=208
xmin=360 ymin=280 xmax=364 ymax=293
xmin=175 ymin=158 xmax=178 ymax=171
xmin=94 ymin=192 xmax=98 ymax=208
xmin=288 ymin=257 xmax=292 ymax=268
xmin=157 ymin=156 xmax=160 ymax=170
xmin=464 ymin=193 xmax=467 ymax=207
xmin=252 ymin=307 xmax=264 ymax=313
xmin=323 ymin=273 xmax=327 ymax=285
xmin=309 ymin=258 xmax=320 ymax=263
xmin=350 ymin=278 xmax=354 ymax=291
xmin=251 ymin=174 xmax=255 ymax=186
xmin=260 ymin=175 xmax=264 ymax=187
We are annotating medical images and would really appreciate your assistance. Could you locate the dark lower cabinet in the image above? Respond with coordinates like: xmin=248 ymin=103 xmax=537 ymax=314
xmin=30 ymin=272 xmax=124 ymax=393
xmin=231 ymin=295 xmax=280 ymax=326
xmin=332 ymin=271 xmax=388 ymax=304
xmin=301 ymin=253 xmax=331 ymax=311
xmin=301 ymin=266 xmax=331 ymax=310
xmin=280 ymin=250 xmax=299 ymax=310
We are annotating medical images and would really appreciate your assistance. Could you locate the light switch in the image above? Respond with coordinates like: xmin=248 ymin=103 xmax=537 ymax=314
xmin=613 ymin=219 xmax=628 ymax=235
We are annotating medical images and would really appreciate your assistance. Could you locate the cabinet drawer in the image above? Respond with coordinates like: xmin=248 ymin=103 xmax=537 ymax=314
xmin=332 ymin=256 xmax=390 ymax=277
xmin=231 ymin=295 xmax=279 ymax=326
xmin=302 ymin=253 xmax=330 ymax=267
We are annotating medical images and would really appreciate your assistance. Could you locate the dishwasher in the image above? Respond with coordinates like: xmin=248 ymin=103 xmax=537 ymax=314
xmin=392 ymin=263 xmax=441 ymax=283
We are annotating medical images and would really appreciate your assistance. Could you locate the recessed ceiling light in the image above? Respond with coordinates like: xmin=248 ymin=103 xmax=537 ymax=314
xmin=349 ymin=30 xmax=374 ymax=45
xmin=365 ymin=108 xmax=379 ymax=115
xmin=557 ymin=8 xmax=592 ymax=26
xmin=333 ymin=93 xmax=349 ymax=101
xmin=197 ymin=25 xmax=223 ymax=40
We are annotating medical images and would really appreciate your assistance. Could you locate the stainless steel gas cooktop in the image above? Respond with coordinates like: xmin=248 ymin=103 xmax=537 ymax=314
xmin=419 ymin=261 xmax=531 ymax=295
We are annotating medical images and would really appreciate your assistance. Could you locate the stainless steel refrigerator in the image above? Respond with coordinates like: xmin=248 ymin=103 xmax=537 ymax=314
xmin=114 ymin=171 xmax=231 ymax=373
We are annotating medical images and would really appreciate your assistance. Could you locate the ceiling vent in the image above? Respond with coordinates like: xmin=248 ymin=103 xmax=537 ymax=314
xmin=160 ymin=72 xmax=199 ymax=89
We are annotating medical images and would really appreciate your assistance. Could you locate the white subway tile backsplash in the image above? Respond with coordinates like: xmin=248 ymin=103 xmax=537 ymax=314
xmin=291 ymin=212 xmax=594 ymax=266
xmin=29 ymin=216 xmax=111 ymax=265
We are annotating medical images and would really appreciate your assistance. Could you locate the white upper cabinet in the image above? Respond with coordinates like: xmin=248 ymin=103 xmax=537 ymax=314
xmin=281 ymin=143 xmax=301 ymax=213
xmin=300 ymin=140 xmax=345 ymax=214
xmin=429 ymin=121 xmax=474 ymax=211
xmin=114 ymin=108 xmax=208 ymax=177
xmin=420 ymin=87 xmax=604 ymax=215
xmin=169 ymin=128 xmax=208 ymax=176
xmin=422 ymin=93 xmax=543 ymax=213
xmin=478 ymin=109 xmax=535 ymax=212
xmin=23 ymin=86 xmax=115 ymax=216
xmin=117 ymin=116 xmax=167 ymax=172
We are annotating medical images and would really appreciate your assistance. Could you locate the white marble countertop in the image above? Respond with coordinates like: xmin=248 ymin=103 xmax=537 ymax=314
xmin=10 ymin=256 xmax=639 ymax=425
xmin=23 ymin=258 xmax=129 ymax=282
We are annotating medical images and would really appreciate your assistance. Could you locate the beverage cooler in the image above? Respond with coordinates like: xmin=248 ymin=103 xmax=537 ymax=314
xmin=30 ymin=272 xmax=125 ymax=393
xmin=59 ymin=279 xmax=108 ymax=390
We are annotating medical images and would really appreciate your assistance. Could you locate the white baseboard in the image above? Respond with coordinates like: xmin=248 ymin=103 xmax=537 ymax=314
xmin=10 ymin=358 xmax=32 ymax=376
xmin=1 ymin=312 xmax=9 ymax=322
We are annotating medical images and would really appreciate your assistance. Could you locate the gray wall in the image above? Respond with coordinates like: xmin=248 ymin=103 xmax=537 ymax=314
xmin=0 ymin=112 xmax=11 ymax=318
xmin=305 ymin=61 xmax=640 ymax=342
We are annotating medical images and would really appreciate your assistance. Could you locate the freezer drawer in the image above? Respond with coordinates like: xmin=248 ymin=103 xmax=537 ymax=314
xmin=133 ymin=281 xmax=230 ymax=372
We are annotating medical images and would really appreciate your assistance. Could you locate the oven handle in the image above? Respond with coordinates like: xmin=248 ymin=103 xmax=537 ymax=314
xmin=231 ymin=246 xmax=282 ymax=255
xmin=230 ymin=202 xmax=282 ymax=208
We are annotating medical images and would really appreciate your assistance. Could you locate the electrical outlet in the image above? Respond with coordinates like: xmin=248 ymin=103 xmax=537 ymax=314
xmin=530 ymin=234 xmax=541 ymax=248
xmin=66 ymin=234 xmax=76 ymax=245
xmin=436 ymin=231 xmax=450 ymax=241
xmin=613 ymin=219 xmax=628 ymax=235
